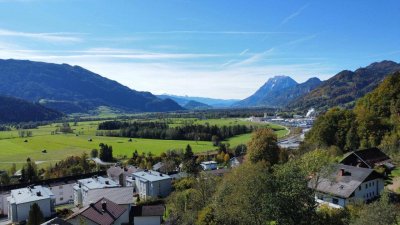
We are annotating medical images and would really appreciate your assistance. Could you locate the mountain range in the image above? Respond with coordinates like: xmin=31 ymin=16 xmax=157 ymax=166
xmin=0 ymin=59 xmax=183 ymax=114
xmin=157 ymin=94 xmax=239 ymax=108
xmin=234 ymin=76 xmax=322 ymax=108
xmin=288 ymin=60 xmax=400 ymax=111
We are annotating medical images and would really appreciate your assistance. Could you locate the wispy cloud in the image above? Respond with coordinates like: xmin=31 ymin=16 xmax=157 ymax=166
xmin=231 ymin=48 xmax=274 ymax=67
xmin=130 ymin=30 xmax=291 ymax=35
xmin=239 ymin=49 xmax=249 ymax=55
xmin=0 ymin=45 xmax=334 ymax=99
xmin=280 ymin=4 xmax=309 ymax=25
xmin=0 ymin=28 xmax=82 ymax=43
xmin=285 ymin=34 xmax=317 ymax=46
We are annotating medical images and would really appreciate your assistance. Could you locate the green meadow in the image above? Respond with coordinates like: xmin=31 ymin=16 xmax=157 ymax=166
xmin=0 ymin=118 xmax=288 ymax=170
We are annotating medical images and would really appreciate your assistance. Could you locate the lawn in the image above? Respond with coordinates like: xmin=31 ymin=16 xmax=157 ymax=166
xmin=0 ymin=118 xmax=288 ymax=170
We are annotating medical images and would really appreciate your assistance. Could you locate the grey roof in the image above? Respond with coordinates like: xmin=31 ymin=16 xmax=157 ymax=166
xmin=84 ymin=187 xmax=133 ymax=206
xmin=76 ymin=177 xmax=119 ymax=190
xmin=152 ymin=162 xmax=164 ymax=171
xmin=132 ymin=170 xmax=171 ymax=182
xmin=8 ymin=186 xmax=54 ymax=204
xmin=309 ymin=164 xmax=378 ymax=198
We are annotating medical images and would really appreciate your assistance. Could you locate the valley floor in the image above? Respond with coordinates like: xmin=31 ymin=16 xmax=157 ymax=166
xmin=0 ymin=118 xmax=288 ymax=170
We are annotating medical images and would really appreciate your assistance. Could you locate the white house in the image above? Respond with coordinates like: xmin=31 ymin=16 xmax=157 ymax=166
xmin=132 ymin=170 xmax=172 ymax=200
xmin=1 ymin=172 xmax=107 ymax=216
xmin=67 ymin=197 xmax=129 ymax=225
xmin=73 ymin=176 xmax=119 ymax=207
xmin=200 ymin=161 xmax=218 ymax=171
xmin=309 ymin=164 xmax=385 ymax=208
xmin=7 ymin=186 xmax=55 ymax=223
xmin=0 ymin=191 xmax=11 ymax=216
xmin=107 ymin=166 xmax=141 ymax=187
xmin=132 ymin=204 xmax=165 ymax=225
xmin=47 ymin=180 xmax=76 ymax=206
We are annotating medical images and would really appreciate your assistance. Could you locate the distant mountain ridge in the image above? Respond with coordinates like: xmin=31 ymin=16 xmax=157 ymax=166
xmin=0 ymin=59 xmax=183 ymax=113
xmin=157 ymin=94 xmax=239 ymax=108
xmin=0 ymin=95 xmax=63 ymax=123
xmin=234 ymin=75 xmax=322 ymax=108
xmin=183 ymin=100 xmax=212 ymax=110
xmin=288 ymin=60 xmax=400 ymax=111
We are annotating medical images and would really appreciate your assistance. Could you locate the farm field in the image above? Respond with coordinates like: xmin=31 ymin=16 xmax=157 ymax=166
xmin=0 ymin=118 xmax=288 ymax=170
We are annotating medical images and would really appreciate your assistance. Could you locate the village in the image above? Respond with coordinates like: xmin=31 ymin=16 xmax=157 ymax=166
xmin=0 ymin=144 xmax=397 ymax=225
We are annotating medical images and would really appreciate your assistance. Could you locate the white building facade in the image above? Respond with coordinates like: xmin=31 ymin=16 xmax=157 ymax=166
xmin=311 ymin=164 xmax=385 ymax=208
xmin=73 ymin=176 xmax=119 ymax=207
xmin=7 ymin=186 xmax=55 ymax=223
xmin=132 ymin=171 xmax=172 ymax=200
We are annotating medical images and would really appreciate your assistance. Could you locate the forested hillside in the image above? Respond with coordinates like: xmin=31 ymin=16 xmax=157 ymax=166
xmin=0 ymin=95 xmax=63 ymax=123
xmin=0 ymin=59 xmax=183 ymax=113
xmin=289 ymin=60 xmax=400 ymax=112
xmin=302 ymin=71 xmax=400 ymax=153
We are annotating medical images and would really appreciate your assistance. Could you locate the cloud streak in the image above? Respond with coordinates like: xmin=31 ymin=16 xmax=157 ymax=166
xmin=280 ymin=4 xmax=309 ymax=25
xmin=0 ymin=28 xmax=82 ymax=43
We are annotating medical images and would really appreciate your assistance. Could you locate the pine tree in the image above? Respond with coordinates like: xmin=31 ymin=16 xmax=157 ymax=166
xmin=27 ymin=203 xmax=44 ymax=225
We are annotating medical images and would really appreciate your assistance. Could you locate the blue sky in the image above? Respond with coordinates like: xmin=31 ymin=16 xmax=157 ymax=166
xmin=0 ymin=0 xmax=399 ymax=99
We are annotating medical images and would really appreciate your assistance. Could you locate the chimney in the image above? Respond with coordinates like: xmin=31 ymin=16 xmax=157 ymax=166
xmin=101 ymin=200 xmax=107 ymax=212
xmin=339 ymin=169 xmax=345 ymax=176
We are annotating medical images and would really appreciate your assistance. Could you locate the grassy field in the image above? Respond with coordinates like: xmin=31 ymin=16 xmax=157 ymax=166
xmin=0 ymin=118 xmax=288 ymax=170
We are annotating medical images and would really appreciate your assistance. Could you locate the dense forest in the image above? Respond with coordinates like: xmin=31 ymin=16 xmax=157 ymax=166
xmin=0 ymin=95 xmax=63 ymax=123
xmin=97 ymin=121 xmax=253 ymax=141
xmin=302 ymin=71 xmax=400 ymax=154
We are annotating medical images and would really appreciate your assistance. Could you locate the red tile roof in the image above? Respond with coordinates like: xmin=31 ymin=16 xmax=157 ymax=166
xmin=69 ymin=197 xmax=126 ymax=225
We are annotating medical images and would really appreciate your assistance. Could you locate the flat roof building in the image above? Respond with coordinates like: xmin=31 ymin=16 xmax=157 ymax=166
xmin=73 ymin=176 xmax=119 ymax=207
xmin=132 ymin=170 xmax=172 ymax=200
xmin=7 ymin=186 xmax=55 ymax=223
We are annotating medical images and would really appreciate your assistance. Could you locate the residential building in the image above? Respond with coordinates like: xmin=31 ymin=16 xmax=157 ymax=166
xmin=340 ymin=148 xmax=394 ymax=170
xmin=7 ymin=186 xmax=55 ymax=223
xmin=107 ymin=166 xmax=141 ymax=187
xmin=132 ymin=170 xmax=172 ymax=200
xmin=200 ymin=161 xmax=218 ymax=170
xmin=132 ymin=204 xmax=165 ymax=225
xmin=73 ymin=176 xmax=119 ymax=207
xmin=309 ymin=164 xmax=384 ymax=208
xmin=0 ymin=171 xmax=106 ymax=216
xmin=47 ymin=180 xmax=75 ymax=206
xmin=67 ymin=197 xmax=129 ymax=225
xmin=83 ymin=187 xmax=133 ymax=209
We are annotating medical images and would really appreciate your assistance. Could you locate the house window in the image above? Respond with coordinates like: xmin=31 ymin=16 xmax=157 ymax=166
xmin=365 ymin=184 xmax=367 ymax=189
xmin=332 ymin=198 xmax=339 ymax=205
xmin=358 ymin=186 xmax=361 ymax=191
xmin=60 ymin=197 xmax=63 ymax=201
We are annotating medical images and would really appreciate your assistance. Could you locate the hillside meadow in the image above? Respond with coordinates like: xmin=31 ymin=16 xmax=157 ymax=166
xmin=0 ymin=118 xmax=288 ymax=170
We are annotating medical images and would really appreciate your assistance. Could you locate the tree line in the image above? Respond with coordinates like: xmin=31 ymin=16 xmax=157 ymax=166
xmin=97 ymin=121 xmax=253 ymax=141
xmin=302 ymin=72 xmax=400 ymax=154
